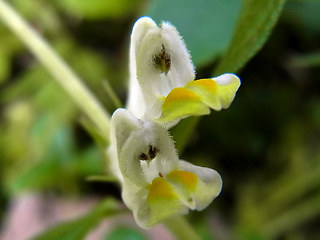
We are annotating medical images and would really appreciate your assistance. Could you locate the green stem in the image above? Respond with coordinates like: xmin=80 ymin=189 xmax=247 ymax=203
xmin=164 ymin=216 xmax=202 ymax=240
xmin=103 ymin=80 xmax=122 ymax=109
xmin=0 ymin=0 xmax=110 ymax=135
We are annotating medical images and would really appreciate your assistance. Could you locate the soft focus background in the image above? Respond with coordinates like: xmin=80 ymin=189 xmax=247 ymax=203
xmin=1 ymin=0 xmax=320 ymax=239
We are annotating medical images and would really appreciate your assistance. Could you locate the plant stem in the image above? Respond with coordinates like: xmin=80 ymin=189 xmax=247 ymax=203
xmin=164 ymin=216 xmax=202 ymax=240
xmin=103 ymin=80 xmax=122 ymax=109
xmin=0 ymin=0 xmax=110 ymax=135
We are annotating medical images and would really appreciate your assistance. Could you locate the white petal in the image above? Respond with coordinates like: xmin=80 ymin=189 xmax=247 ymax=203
xmin=110 ymin=108 xmax=179 ymax=186
xmin=121 ymin=177 xmax=143 ymax=210
xmin=127 ymin=17 xmax=158 ymax=119
xmin=132 ymin=179 xmax=188 ymax=229
xmin=178 ymin=160 xmax=222 ymax=210
xmin=110 ymin=108 xmax=142 ymax=152
xmin=108 ymin=108 xmax=142 ymax=182
xmin=161 ymin=22 xmax=195 ymax=90
xmin=109 ymin=108 xmax=144 ymax=185
xmin=127 ymin=17 xmax=195 ymax=121
xmin=213 ymin=73 xmax=239 ymax=86
xmin=211 ymin=73 xmax=241 ymax=109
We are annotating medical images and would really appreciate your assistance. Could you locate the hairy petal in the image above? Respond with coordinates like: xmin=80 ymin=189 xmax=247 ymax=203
xmin=127 ymin=16 xmax=195 ymax=121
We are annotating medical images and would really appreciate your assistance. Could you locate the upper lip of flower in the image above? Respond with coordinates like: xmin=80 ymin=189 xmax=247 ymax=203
xmin=127 ymin=17 xmax=195 ymax=121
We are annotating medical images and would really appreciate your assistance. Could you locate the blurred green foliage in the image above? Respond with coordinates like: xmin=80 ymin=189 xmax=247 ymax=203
xmin=214 ymin=0 xmax=286 ymax=75
xmin=147 ymin=0 xmax=242 ymax=66
xmin=1 ymin=0 xmax=320 ymax=239
xmin=34 ymin=198 xmax=121 ymax=240
xmin=105 ymin=227 xmax=147 ymax=240
xmin=54 ymin=0 xmax=143 ymax=20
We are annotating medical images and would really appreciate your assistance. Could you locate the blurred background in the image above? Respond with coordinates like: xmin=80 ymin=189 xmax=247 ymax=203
xmin=0 ymin=0 xmax=320 ymax=239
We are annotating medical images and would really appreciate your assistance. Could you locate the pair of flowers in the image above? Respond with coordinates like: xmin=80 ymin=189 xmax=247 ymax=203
xmin=108 ymin=17 xmax=240 ymax=228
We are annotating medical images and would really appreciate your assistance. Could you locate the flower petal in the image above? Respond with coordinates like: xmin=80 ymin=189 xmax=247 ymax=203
xmin=134 ymin=177 xmax=188 ymax=228
xmin=113 ymin=109 xmax=179 ymax=187
xmin=127 ymin=16 xmax=195 ymax=121
xmin=108 ymin=108 xmax=144 ymax=183
xmin=177 ymin=160 xmax=222 ymax=210
xmin=186 ymin=73 xmax=241 ymax=110
xmin=166 ymin=170 xmax=199 ymax=209
xmin=132 ymin=162 xmax=222 ymax=228
xmin=110 ymin=108 xmax=147 ymax=186
xmin=158 ymin=87 xmax=210 ymax=123
xmin=158 ymin=73 xmax=240 ymax=123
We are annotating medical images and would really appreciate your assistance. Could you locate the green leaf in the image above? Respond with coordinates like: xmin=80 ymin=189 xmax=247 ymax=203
xmin=147 ymin=0 xmax=242 ymax=67
xmin=34 ymin=198 xmax=121 ymax=240
xmin=55 ymin=0 xmax=142 ymax=20
xmin=8 ymin=125 xmax=74 ymax=193
xmin=105 ymin=227 xmax=147 ymax=240
xmin=214 ymin=0 xmax=287 ymax=75
xmin=8 ymin=123 xmax=101 ymax=194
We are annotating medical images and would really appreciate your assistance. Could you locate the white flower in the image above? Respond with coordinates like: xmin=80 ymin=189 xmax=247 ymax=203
xmin=109 ymin=109 xmax=222 ymax=228
xmin=127 ymin=17 xmax=241 ymax=127
xmin=107 ymin=16 xmax=242 ymax=229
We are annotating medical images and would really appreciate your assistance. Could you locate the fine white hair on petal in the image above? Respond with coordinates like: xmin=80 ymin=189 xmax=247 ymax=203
xmin=108 ymin=108 xmax=143 ymax=184
xmin=160 ymin=21 xmax=195 ymax=88
xmin=127 ymin=16 xmax=195 ymax=123
xmin=127 ymin=17 xmax=159 ymax=119
xmin=110 ymin=108 xmax=180 ymax=187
